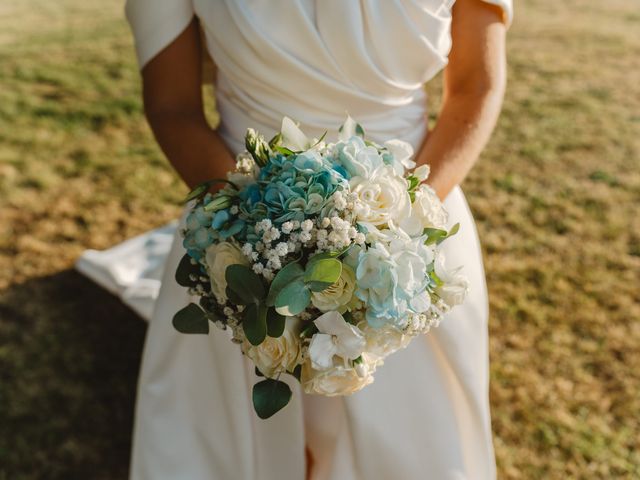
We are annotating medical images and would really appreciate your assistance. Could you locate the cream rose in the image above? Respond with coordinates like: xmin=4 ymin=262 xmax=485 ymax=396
xmin=205 ymin=241 xmax=250 ymax=304
xmin=243 ymin=317 xmax=302 ymax=378
xmin=310 ymin=264 xmax=359 ymax=313
xmin=400 ymin=184 xmax=448 ymax=237
xmin=358 ymin=321 xmax=411 ymax=365
xmin=301 ymin=358 xmax=374 ymax=396
xmin=349 ymin=165 xmax=411 ymax=226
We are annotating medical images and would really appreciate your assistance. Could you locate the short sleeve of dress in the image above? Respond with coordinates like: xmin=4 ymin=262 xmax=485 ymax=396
xmin=480 ymin=0 xmax=513 ymax=27
xmin=125 ymin=0 xmax=195 ymax=69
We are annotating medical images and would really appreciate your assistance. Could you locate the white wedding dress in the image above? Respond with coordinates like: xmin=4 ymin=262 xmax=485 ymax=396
xmin=80 ymin=1 xmax=514 ymax=479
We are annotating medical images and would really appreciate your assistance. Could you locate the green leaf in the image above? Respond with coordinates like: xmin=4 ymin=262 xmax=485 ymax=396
xmin=268 ymin=132 xmax=282 ymax=149
xmin=266 ymin=262 xmax=304 ymax=306
xmin=290 ymin=364 xmax=302 ymax=381
xmin=172 ymin=303 xmax=209 ymax=334
xmin=424 ymin=223 xmax=461 ymax=245
xmin=225 ymin=286 xmax=245 ymax=305
xmin=184 ymin=178 xmax=238 ymax=203
xmin=266 ymin=308 xmax=286 ymax=337
xmin=300 ymin=322 xmax=319 ymax=339
xmin=252 ymin=379 xmax=292 ymax=419
xmin=309 ymin=131 xmax=327 ymax=149
xmin=275 ymin=281 xmax=311 ymax=316
xmin=273 ymin=145 xmax=298 ymax=156
xmin=355 ymin=123 xmax=365 ymax=138
xmin=243 ymin=303 xmax=267 ymax=346
xmin=304 ymin=258 xmax=342 ymax=291
xmin=225 ymin=264 xmax=265 ymax=304
xmin=175 ymin=254 xmax=200 ymax=287
xmin=255 ymin=366 xmax=264 ymax=377
xmin=423 ymin=227 xmax=448 ymax=246
xmin=203 ymin=195 xmax=232 ymax=213
xmin=306 ymin=246 xmax=352 ymax=266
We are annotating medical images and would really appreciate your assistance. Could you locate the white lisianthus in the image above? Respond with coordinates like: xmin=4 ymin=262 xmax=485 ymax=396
xmin=337 ymin=115 xmax=359 ymax=142
xmin=310 ymin=264 xmax=359 ymax=313
xmin=400 ymin=184 xmax=449 ymax=237
xmin=308 ymin=311 xmax=366 ymax=370
xmin=350 ymin=165 xmax=411 ymax=226
xmin=243 ymin=317 xmax=302 ymax=378
xmin=281 ymin=117 xmax=313 ymax=151
xmin=301 ymin=358 xmax=374 ymax=396
xmin=434 ymin=253 xmax=469 ymax=307
xmin=383 ymin=139 xmax=415 ymax=174
xmin=205 ymin=242 xmax=250 ymax=304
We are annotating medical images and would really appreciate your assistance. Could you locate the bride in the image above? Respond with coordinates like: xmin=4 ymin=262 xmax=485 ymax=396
xmin=122 ymin=0 xmax=512 ymax=478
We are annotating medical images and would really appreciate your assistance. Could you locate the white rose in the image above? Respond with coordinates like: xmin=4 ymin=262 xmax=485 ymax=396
xmin=301 ymin=359 xmax=374 ymax=396
xmin=205 ymin=242 xmax=250 ymax=304
xmin=243 ymin=317 xmax=302 ymax=378
xmin=400 ymin=184 xmax=448 ymax=237
xmin=434 ymin=253 xmax=469 ymax=307
xmin=350 ymin=165 xmax=411 ymax=226
xmin=358 ymin=321 xmax=411 ymax=364
xmin=310 ymin=264 xmax=359 ymax=313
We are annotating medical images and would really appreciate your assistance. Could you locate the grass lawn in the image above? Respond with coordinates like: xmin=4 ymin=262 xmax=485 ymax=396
xmin=1 ymin=0 xmax=639 ymax=478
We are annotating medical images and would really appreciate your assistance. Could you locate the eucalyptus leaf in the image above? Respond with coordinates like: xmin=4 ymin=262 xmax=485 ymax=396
xmin=304 ymin=258 xmax=342 ymax=291
xmin=266 ymin=308 xmax=286 ymax=338
xmin=243 ymin=303 xmax=267 ymax=346
xmin=225 ymin=286 xmax=245 ymax=305
xmin=266 ymin=262 xmax=304 ymax=306
xmin=252 ymin=379 xmax=292 ymax=419
xmin=306 ymin=246 xmax=351 ymax=265
xmin=172 ymin=303 xmax=209 ymax=334
xmin=275 ymin=281 xmax=311 ymax=316
xmin=226 ymin=264 xmax=265 ymax=304
xmin=175 ymin=254 xmax=200 ymax=288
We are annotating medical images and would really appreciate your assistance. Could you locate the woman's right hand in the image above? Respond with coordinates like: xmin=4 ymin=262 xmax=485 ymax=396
xmin=141 ymin=17 xmax=236 ymax=189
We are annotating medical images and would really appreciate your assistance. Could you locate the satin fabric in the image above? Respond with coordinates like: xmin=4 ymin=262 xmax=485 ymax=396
xmin=124 ymin=1 xmax=512 ymax=478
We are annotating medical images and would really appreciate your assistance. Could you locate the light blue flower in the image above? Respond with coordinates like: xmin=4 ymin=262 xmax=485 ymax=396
xmin=335 ymin=136 xmax=384 ymax=179
xmin=354 ymin=236 xmax=432 ymax=328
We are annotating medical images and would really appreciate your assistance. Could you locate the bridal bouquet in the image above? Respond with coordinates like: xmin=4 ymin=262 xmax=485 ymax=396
xmin=173 ymin=117 xmax=468 ymax=418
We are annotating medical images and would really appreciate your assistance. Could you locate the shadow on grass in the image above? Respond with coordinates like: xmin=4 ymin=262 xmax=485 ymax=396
xmin=0 ymin=270 xmax=147 ymax=480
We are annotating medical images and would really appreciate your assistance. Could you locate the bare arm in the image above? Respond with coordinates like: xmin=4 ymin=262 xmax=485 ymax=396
xmin=142 ymin=18 xmax=235 ymax=190
xmin=416 ymin=0 xmax=508 ymax=200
